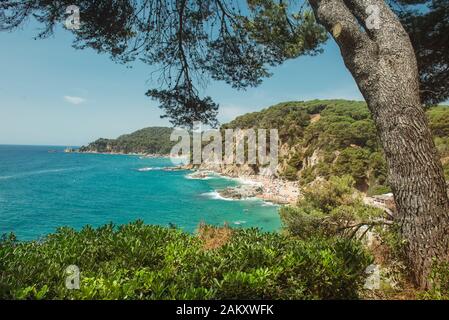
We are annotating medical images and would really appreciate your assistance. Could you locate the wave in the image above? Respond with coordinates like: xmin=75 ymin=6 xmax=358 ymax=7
xmin=212 ymin=174 xmax=263 ymax=187
xmin=234 ymin=177 xmax=263 ymax=187
xmin=261 ymin=201 xmax=278 ymax=207
xmin=201 ymin=191 xmax=235 ymax=201
xmin=137 ymin=167 xmax=164 ymax=172
xmin=0 ymin=168 xmax=80 ymax=181
xmin=233 ymin=220 xmax=247 ymax=225
xmin=201 ymin=191 xmax=265 ymax=203
xmin=185 ymin=174 xmax=213 ymax=180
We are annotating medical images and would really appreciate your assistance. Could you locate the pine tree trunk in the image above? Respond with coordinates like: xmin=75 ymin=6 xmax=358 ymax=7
xmin=309 ymin=0 xmax=449 ymax=288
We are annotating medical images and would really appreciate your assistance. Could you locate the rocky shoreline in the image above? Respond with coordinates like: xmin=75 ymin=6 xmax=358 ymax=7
xmin=226 ymin=176 xmax=300 ymax=204
xmin=217 ymin=185 xmax=264 ymax=201
xmin=186 ymin=169 xmax=300 ymax=205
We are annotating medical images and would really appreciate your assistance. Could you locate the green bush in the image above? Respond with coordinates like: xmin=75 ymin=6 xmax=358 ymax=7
xmin=297 ymin=175 xmax=357 ymax=212
xmin=301 ymin=167 xmax=316 ymax=184
xmin=281 ymin=165 xmax=298 ymax=181
xmin=428 ymin=106 xmax=449 ymax=138
xmin=421 ymin=262 xmax=449 ymax=300
xmin=0 ymin=221 xmax=371 ymax=300
xmin=434 ymin=137 xmax=449 ymax=157
xmin=367 ymin=185 xmax=392 ymax=196
xmin=287 ymin=151 xmax=303 ymax=169
xmin=444 ymin=163 xmax=449 ymax=180
xmin=281 ymin=176 xmax=384 ymax=239
xmin=332 ymin=148 xmax=371 ymax=186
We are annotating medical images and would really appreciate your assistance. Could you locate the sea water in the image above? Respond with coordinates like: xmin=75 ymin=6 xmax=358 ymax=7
xmin=0 ymin=145 xmax=281 ymax=240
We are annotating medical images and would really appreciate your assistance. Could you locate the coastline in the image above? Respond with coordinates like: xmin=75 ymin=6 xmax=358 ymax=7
xmin=71 ymin=150 xmax=171 ymax=158
xmin=72 ymin=150 xmax=189 ymax=161
xmin=186 ymin=169 xmax=300 ymax=205
xmin=225 ymin=174 xmax=300 ymax=205
xmin=72 ymin=150 xmax=299 ymax=205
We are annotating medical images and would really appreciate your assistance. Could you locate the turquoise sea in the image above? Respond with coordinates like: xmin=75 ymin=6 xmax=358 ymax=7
xmin=0 ymin=145 xmax=281 ymax=240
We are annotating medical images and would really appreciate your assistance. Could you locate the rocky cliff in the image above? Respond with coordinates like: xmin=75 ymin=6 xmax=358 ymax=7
xmin=198 ymin=99 xmax=449 ymax=195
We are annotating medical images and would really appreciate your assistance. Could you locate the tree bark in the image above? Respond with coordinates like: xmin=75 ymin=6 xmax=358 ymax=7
xmin=309 ymin=0 xmax=449 ymax=289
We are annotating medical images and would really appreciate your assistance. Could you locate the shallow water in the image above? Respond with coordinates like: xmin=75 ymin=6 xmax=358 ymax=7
xmin=0 ymin=145 xmax=281 ymax=240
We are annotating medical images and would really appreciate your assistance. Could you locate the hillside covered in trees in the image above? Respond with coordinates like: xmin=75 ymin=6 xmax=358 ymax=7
xmin=79 ymin=127 xmax=177 ymax=155
xmin=79 ymin=100 xmax=449 ymax=195
xmin=223 ymin=99 xmax=449 ymax=195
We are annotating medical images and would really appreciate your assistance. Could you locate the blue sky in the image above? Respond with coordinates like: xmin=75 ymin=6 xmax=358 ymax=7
xmin=0 ymin=21 xmax=363 ymax=146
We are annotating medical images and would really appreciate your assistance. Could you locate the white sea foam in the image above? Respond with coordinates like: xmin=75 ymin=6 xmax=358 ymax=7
xmin=185 ymin=171 xmax=219 ymax=180
xmin=214 ymin=174 xmax=263 ymax=187
xmin=201 ymin=191 xmax=235 ymax=201
xmin=245 ymin=196 xmax=263 ymax=201
xmin=201 ymin=191 xmax=267 ymax=204
xmin=185 ymin=175 xmax=213 ymax=180
xmin=0 ymin=168 xmax=79 ymax=180
xmin=137 ymin=167 xmax=163 ymax=172
xmin=233 ymin=220 xmax=247 ymax=225
xmin=235 ymin=177 xmax=263 ymax=187
xmin=261 ymin=201 xmax=278 ymax=207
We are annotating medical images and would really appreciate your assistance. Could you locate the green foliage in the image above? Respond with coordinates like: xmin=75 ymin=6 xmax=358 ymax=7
xmin=298 ymin=175 xmax=357 ymax=212
xmin=421 ymin=262 xmax=449 ymax=300
xmin=79 ymin=127 xmax=177 ymax=155
xmin=280 ymin=176 xmax=384 ymax=239
xmin=0 ymin=221 xmax=371 ymax=300
xmin=332 ymin=148 xmax=371 ymax=185
xmin=435 ymin=137 xmax=449 ymax=157
xmin=375 ymin=224 xmax=407 ymax=263
xmin=368 ymin=152 xmax=388 ymax=185
xmin=223 ymin=101 xmax=312 ymax=144
xmin=223 ymin=100 xmax=384 ymax=185
xmin=223 ymin=99 xmax=448 ymax=191
xmin=444 ymin=163 xmax=449 ymax=180
xmin=428 ymin=107 xmax=449 ymax=138
xmin=281 ymin=165 xmax=298 ymax=181
xmin=367 ymin=185 xmax=392 ymax=197
xmin=431 ymin=110 xmax=449 ymax=180
xmin=301 ymin=101 xmax=387 ymax=187
xmin=305 ymin=103 xmax=375 ymax=151
xmin=397 ymin=1 xmax=449 ymax=105
xmin=287 ymin=151 xmax=303 ymax=169
xmin=244 ymin=2 xmax=327 ymax=59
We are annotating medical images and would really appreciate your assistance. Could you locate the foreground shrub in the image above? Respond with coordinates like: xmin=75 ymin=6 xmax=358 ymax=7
xmin=420 ymin=262 xmax=449 ymax=300
xmin=0 ymin=221 xmax=371 ymax=300
xmin=280 ymin=176 xmax=385 ymax=239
